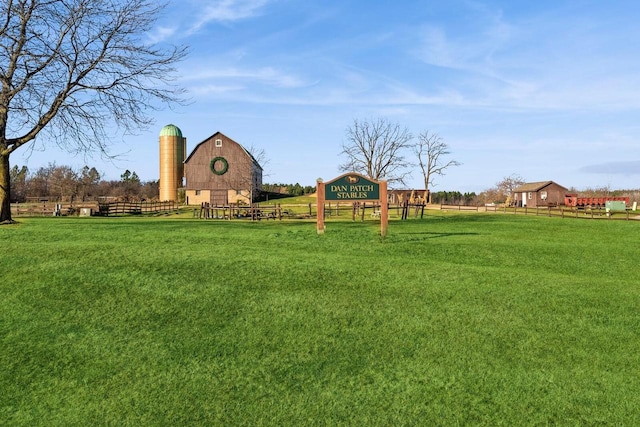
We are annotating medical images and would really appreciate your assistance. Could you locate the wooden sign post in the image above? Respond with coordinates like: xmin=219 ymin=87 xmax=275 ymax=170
xmin=316 ymin=173 xmax=388 ymax=237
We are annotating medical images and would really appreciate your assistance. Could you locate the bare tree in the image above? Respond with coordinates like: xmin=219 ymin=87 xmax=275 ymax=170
xmin=484 ymin=174 xmax=526 ymax=205
xmin=496 ymin=174 xmax=526 ymax=198
xmin=0 ymin=0 xmax=187 ymax=222
xmin=246 ymin=145 xmax=269 ymax=203
xmin=218 ymin=144 xmax=267 ymax=205
xmin=340 ymin=118 xmax=413 ymax=184
xmin=243 ymin=145 xmax=268 ymax=204
xmin=9 ymin=165 xmax=29 ymax=202
xmin=414 ymin=131 xmax=461 ymax=199
xmin=49 ymin=165 xmax=79 ymax=202
xmin=28 ymin=164 xmax=56 ymax=199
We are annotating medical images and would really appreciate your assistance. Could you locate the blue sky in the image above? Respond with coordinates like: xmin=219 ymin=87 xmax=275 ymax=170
xmin=18 ymin=0 xmax=640 ymax=192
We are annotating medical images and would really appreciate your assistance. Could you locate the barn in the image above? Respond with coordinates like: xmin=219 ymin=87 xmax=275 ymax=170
xmin=511 ymin=181 xmax=568 ymax=207
xmin=183 ymin=132 xmax=262 ymax=206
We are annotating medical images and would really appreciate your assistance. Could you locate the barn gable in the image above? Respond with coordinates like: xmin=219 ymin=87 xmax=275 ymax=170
xmin=184 ymin=132 xmax=262 ymax=206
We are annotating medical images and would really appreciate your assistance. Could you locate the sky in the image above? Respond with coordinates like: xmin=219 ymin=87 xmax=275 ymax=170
xmin=17 ymin=0 xmax=640 ymax=193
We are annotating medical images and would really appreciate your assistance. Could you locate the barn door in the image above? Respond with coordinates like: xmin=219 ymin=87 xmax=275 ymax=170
xmin=210 ymin=190 xmax=228 ymax=206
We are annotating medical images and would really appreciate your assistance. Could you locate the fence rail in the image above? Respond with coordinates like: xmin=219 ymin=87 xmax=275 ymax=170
xmin=11 ymin=200 xmax=178 ymax=217
xmin=440 ymin=204 xmax=481 ymax=212
xmin=197 ymin=201 xmax=393 ymax=221
xmin=11 ymin=204 xmax=58 ymax=216
xmin=11 ymin=200 xmax=638 ymax=221
xmin=502 ymin=205 xmax=637 ymax=220
xmin=437 ymin=203 xmax=639 ymax=220
xmin=11 ymin=203 xmax=93 ymax=217
xmin=197 ymin=203 xmax=287 ymax=220
xmin=98 ymin=201 xmax=177 ymax=216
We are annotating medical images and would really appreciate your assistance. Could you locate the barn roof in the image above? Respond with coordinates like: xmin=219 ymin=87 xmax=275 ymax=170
xmin=184 ymin=131 xmax=263 ymax=170
xmin=513 ymin=181 xmax=568 ymax=192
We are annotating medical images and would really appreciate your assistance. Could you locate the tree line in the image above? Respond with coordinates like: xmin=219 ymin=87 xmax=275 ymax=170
xmin=10 ymin=164 xmax=158 ymax=203
xmin=261 ymin=183 xmax=316 ymax=197
xmin=9 ymin=163 xmax=320 ymax=204
xmin=429 ymin=191 xmax=478 ymax=205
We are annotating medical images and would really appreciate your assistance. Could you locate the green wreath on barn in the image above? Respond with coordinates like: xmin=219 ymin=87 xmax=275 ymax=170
xmin=210 ymin=157 xmax=229 ymax=175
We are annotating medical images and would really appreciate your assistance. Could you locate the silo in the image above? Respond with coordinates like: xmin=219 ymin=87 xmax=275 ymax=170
xmin=159 ymin=124 xmax=186 ymax=202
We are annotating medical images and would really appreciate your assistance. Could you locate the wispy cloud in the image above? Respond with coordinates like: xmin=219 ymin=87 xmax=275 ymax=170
xmin=416 ymin=6 xmax=514 ymax=73
xmin=182 ymin=65 xmax=309 ymax=97
xmin=411 ymin=3 xmax=640 ymax=112
xmin=191 ymin=84 xmax=246 ymax=95
xmin=147 ymin=25 xmax=178 ymax=44
xmin=579 ymin=161 xmax=640 ymax=175
xmin=189 ymin=0 xmax=271 ymax=33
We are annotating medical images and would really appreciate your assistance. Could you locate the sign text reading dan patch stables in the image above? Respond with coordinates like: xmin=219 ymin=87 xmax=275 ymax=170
xmin=324 ymin=174 xmax=379 ymax=200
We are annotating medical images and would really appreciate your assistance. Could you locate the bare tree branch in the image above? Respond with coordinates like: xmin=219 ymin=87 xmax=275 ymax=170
xmin=339 ymin=117 xmax=412 ymax=185
xmin=413 ymin=131 xmax=461 ymax=193
xmin=496 ymin=174 xmax=526 ymax=199
xmin=0 ymin=0 xmax=188 ymax=222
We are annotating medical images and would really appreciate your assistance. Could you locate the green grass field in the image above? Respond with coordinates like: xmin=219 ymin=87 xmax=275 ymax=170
xmin=1 ymin=213 xmax=639 ymax=425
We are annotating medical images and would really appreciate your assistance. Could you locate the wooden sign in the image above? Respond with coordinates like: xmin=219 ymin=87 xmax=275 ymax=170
xmin=316 ymin=173 xmax=388 ymax=237
xmin=324 ymin=174 xmax=380 ymax=200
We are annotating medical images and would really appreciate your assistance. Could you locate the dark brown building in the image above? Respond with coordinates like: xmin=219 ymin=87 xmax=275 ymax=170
xmin=184 ymin=132 xmax=262 ymax=206
xmin=511 ymin=181 xmax=568 ymax=207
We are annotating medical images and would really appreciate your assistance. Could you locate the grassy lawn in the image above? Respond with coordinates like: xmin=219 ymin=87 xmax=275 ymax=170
xmin=1 ymin=213 xmax=639 ymax=425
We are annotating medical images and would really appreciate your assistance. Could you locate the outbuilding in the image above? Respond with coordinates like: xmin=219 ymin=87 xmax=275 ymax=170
xmin=511 ymin=181 xmax=569 ymax=207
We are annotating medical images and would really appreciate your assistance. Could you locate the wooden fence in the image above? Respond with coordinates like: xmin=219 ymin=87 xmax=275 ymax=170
xmin=196 ymin=202 xmax=444 ymax=221
xmin=98 ymin=201 xmax=178 ymax=216
xmin=440 ymin=203 xmax=482 ymax=212
xmin=12 ymin=203 xmax=59 ymax=217
xmin=439 ymin=203 xmax=638 ymax=220
xmin=197 ymin=203 xmax=285 ymax=220
xmin=502 ymin=205 xmax=638 ymax=220
xmin=12 ymin=199 xmax=636 ymax=221
xmin=197 ymin=201 xmax=390 ymax=221
xmin=11 ymin=200 xmax=178 ymax=217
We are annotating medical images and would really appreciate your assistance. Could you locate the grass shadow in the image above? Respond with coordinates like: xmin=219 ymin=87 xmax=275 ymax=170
xmin=394 ymin=231 xmax=481 ymax=240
